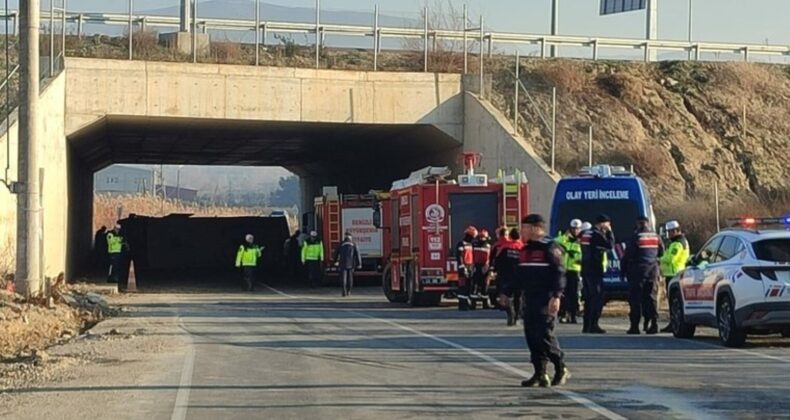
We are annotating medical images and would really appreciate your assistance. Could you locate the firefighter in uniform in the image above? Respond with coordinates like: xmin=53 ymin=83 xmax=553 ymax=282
xmin=302 ymin=231 xmax=325 ymax=288
xmin=659 ymin=220 xmax=690 ymax=332
xmin=621 ymin=217 xmax=664 ymax=335
xmin=581 ymin=215 xmax=615 ymax=334
xmin=555 ymin=219 xmax=583 ymax=324
xmin=236 ymin=234 xmax=262 ymax=292
xmin=471 ymin=229 xmax=493 ymax=309
xmin=456 ymin=226 xmax=477 ymax=310
xmin=515 ymin=214 xmax=570 ymax=388
xmin=494 ymin=228 xmax=523 ymax=326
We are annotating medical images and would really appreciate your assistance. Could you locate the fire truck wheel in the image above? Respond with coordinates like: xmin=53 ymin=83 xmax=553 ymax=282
xmin=383 ymin=264 xmax=408 ymax=303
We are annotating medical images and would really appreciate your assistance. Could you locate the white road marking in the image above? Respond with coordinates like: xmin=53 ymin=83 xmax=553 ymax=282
xmin=264 ymin=284 xmax=626 ymax=420
xmin=171 ymin=317 xmax=196 ymax=420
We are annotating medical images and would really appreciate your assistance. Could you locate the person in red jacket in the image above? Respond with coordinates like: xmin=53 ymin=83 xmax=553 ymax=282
xmin=456 ymin=225 xmax=477 ymax=311
xmin=471 ymin=229 xmax=493 ymax=309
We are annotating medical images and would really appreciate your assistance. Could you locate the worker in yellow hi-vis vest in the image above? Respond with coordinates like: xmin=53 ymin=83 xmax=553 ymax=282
xmin=302 ymin=231 xmax=324 ymax=288
xmin=236 ymin=234 xmax=263 ymax=292
xmin=106 ymin=224 xmax=127 ymax=284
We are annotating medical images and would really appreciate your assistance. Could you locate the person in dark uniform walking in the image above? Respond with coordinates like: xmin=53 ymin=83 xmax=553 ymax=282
xmin=621 ymin=216 xmax=664 ymax=335
xmin=492 ymin=227 xmax=517 ymax=325
xmin=334 ymin=233 xmax=362 ymax=297
xmin=515 ymin=214 xmax=570 ymax=388
xmin=581 ymin=215 xmax=615 ymax=334
xmin=456 ymin=226 xmax=477 ymax=311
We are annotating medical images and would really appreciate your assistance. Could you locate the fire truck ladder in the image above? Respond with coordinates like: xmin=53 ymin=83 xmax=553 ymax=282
xmin=500 ymin=169 xmax=523 ymax=229
xmin=327 ymin=198 xmax=342 ymax=252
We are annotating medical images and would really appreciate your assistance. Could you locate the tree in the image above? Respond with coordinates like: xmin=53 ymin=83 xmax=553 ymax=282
xmin=268 ymin=176 xmax=300 ymax=209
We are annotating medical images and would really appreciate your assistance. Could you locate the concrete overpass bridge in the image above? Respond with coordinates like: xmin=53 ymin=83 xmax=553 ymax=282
xmin=0 ymin=58 xmax=557 ymax=284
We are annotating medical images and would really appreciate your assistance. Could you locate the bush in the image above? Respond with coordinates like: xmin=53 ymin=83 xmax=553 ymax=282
xmin=211 ymin=42 xmax=242 ymax=63
xmin=130 ymin=30 xmax=159 ymax=56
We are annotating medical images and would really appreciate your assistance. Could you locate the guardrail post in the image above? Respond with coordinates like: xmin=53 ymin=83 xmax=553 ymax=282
xmin=643 ymin=42 xmax=650 ymax=62
xmin=513 ymin=51 xmax=519 ymax=135
xmin=315 ymin=0 xmax=320 ymax=69
xmin=373 ymin=4 xmax=378 ymax=71
xmin=128 ymin=0 xmax=133 ymax=61
xmin=77 ymin=13 xmax=83 ymax=39
xmin=479 ymin=15 xmax=484 ymax=98
xmin=141 ymin=16 xmax=147 ymax=33
xmin=462 ymin=4 xmax=467 ymax=74
xmin=551 ymin=87 xmax=556 ymax=172
xmin=694 ymin=44 xmax=700 ymax=61
xmin=50 ymin=0 xmax=55 ymax=75
xmin=254 ymin=0 xmax=260 ymax=66
xmin=540 ymin=38 xmax=546 ymax=59
xmin=592 ymin=39 xmax=598 ymax=60
xmin=61 ymin=0 xmax=66 ymax=65
xmin=192 ymin=0 xmax=198 ymax=63
xmin=423 ymin=6 xmax=428 ymax=72
xmin=743 ymin=46 xmax=749 ymax=62
xmin=487 ymin=34 xmax=492 ymax=58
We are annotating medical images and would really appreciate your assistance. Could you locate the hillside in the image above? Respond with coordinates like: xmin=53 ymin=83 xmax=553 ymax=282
xmin=490 ymin=59 xmax=790 ymax=232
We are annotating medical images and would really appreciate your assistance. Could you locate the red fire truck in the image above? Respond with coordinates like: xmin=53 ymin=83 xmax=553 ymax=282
xmin=374 ymin=153 xmax=529 ymax=306
xmin=314 ymin=187 xmax=388 ymax=280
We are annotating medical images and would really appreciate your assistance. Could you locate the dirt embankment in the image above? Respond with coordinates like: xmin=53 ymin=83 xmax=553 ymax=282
xmin=490 ymin=60 xmax=790 ymax=245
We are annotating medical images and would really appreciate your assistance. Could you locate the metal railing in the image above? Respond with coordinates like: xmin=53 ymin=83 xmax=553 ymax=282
xmin=0 ymin=7 xmax=787 ymax=72
xmin=1 ymin=1 xmax=66 ymax=191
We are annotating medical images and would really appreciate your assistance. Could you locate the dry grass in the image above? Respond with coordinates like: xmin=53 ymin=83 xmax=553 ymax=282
xmin=92 ymin=194 xmax=271 ymax=233
xmin=0 ymin=236 xmax=13 ymax=289
xmin=211 ymin=41 xmax=243 ymax=63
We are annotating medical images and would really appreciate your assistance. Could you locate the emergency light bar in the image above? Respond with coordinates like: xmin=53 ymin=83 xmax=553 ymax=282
xmin=726 ymin=217 xmax=790 ymax=228
xmin=578 ymin=165 xmax=632 ymax=178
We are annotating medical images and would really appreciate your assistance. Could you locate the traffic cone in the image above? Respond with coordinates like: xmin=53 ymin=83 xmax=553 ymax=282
xmin=126 ymin=260 xmax=138 ymax=293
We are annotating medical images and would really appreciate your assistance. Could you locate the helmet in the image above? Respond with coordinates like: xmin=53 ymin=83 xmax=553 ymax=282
xmin=569 ymin=219 xmax=583 ymax=229
xmin=581 ymin=222 xmax=592 ymax=231
xmin=464 ymin=226 xmax=478 ymax=237
xmin=666 ymin=220 xmax=681 ymax=231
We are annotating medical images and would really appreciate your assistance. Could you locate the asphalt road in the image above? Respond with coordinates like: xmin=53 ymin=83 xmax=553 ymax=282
xmin=3 ymin=283 xmax=790 ymax=419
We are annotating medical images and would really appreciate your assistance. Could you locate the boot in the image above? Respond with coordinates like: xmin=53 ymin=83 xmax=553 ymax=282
xmin=506 ymin=309 xmax=515 ymax=326
xmin=552 ymin=366 xmax=571 ymax=387
xmin=646 ymin=319 xmax=658 ymax=335
xmin=660 ymin=324 xmax=673 ymax=333
xmin=589 ymin=324 xmax=607 ymax=334
xmin=569 ymin=314 xmax=578 ymax=324
xmin=643 ymin=319 xmax=649 ymax=332
xmin=582 ymin=317 xmax=591 ymax=334
xmin=521 ymin=372 xmax=551 ymax=388
xmin=627 ymin=323 xmax=640 ymax=335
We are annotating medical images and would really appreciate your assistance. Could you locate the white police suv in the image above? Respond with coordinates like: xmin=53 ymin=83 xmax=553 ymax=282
xmin=668 ymin=217 xmax=790 ymax=347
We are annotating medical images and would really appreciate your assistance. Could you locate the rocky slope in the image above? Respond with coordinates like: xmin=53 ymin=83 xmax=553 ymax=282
xmin=491 ymin=59 xmax=790 ymax=218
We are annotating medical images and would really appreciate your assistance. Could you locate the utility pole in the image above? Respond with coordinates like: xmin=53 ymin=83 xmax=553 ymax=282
xmin=16 ymin=0 xmax=42 ymax=298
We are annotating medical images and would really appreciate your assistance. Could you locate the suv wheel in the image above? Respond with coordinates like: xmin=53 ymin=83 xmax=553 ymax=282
xmin=670 ymin=291 xmax=695 ymax=339
xmin=717 ymin=295 xmax=746 ymax=348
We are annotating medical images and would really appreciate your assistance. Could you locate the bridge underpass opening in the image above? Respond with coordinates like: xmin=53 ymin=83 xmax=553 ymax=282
xmin=66 ymin=115 xmax=462 ymax=285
